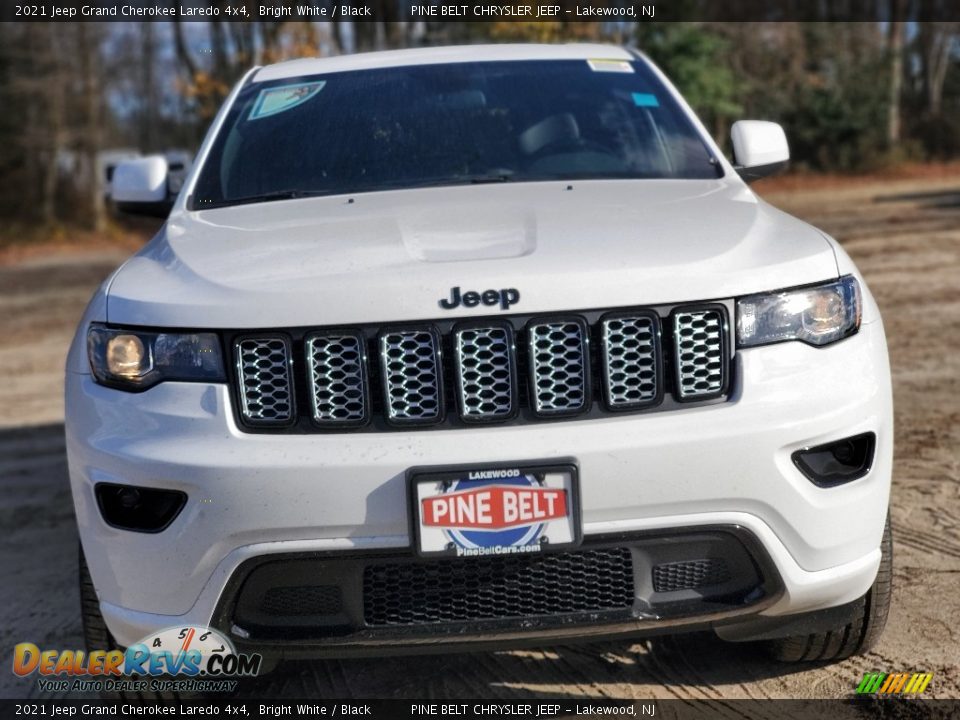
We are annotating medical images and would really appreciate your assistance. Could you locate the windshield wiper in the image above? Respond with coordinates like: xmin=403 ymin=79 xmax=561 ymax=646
xmin=194 ymin=189 xmax=327 ymax=210
xmin=465 ymin=171 xmax=515 ymax=184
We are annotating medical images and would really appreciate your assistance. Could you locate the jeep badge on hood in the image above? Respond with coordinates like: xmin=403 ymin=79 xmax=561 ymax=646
xmin=440 ymin=286 xmax=520 ymax=311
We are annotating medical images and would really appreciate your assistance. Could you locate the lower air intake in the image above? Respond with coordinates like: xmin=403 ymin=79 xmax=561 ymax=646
xmin=652 ymin=558 xmax=731 ymax=593
xmin=363 ymin=548 xmax=635 ymax=626
xmin=259 ymin=586 xmax=344 ymax=617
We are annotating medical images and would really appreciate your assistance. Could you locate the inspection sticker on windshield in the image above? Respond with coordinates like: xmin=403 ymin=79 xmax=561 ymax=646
xmin=248 ymin=81 xmax=326 ymax=121
xmin=588 ymin=59 xmax=634 ymax=73
xmin=632 ymin=93 xmax=660 ymax=107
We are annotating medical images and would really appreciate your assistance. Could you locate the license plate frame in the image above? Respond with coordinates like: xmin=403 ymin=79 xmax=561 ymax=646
xmin=407 ymin=461 xmax=582 ymax=559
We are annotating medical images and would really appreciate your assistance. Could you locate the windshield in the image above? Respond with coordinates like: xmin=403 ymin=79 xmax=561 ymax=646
xmin=190 ymin=59 xmax=722 ymax=209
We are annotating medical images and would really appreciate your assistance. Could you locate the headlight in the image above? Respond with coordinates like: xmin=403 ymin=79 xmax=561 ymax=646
xmin=87 ymin=324 xmax=225 ymax=391
xmin=736 ymin=275 xmax=861 ymax=348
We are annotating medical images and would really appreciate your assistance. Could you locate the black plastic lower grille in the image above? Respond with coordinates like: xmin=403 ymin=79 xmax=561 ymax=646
xmin=362 ymin=547 xmax=635 ymax=626
xmin=220 ymin=529 xmax=779 ymax=644
xmin=260 ymin=586 xmax=343 ymax=617
xmin=652 ymin=558 xmax=731 ymax=593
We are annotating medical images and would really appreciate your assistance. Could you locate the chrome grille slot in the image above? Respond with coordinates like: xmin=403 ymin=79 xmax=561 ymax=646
xmin=379 ymin=329 xmax=443 ymax=423
xmin=528 ymin=320 xmax=589 ymax=416
xmin=306 ymin=332 xmax=368 ymax=425
xmin=235 ymin=337 xmax=294 ymax=424
xmin=601 ymin=314 xmax=660 ymax=409
xmin=454 ymin=325 xmax=515 ymax=421
xmin=673 ymin=308 xmax=726 ymax=400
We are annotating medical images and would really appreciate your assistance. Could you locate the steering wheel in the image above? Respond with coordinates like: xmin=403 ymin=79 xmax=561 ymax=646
xmin=536 ymin=136 xmax=618 ymax=158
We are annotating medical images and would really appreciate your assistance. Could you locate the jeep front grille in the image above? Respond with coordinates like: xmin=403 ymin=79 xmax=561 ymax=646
xmin=601 ymin=313 xmax=660 ymax=409
xmin=306 ymin=332 xmax=368 ymax=425
xmin=673 ymin=308 xmax=727 ymax=400
xmin=454 ymin=325 xmax=516 ymax=421
xmin=528 ymin=319 xmax=589 ymax=416
xmin=235 ymin=337 xmax=294 ymax=425
xmin=379 ymin=329 xmax=443 ymax=424
xmin=229 ymin=303 xmax=730 ymax=432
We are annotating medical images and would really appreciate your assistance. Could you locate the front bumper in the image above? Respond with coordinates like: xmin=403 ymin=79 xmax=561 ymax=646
xmin=66 ymin=320 xmax=892 ymax=650
xmin=214 ymin=526 xmax=781 ymax=658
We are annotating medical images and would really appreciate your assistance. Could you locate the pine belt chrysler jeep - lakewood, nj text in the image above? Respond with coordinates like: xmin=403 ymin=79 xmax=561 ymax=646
xmin=67 ymin=44 xmax=893 ymax=670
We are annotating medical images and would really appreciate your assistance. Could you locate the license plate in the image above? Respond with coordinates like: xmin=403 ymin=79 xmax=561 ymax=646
xmin=409 ymin=462 xmax=581 ymax=558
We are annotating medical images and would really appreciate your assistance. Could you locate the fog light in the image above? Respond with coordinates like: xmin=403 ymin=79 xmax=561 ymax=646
xmin=117 ymin=487 xmax=141 ymax=509
xmin=95 ymin=483 xmax=186 ymax=533
xmin=792 ymin=433 xmax=876 ymax=487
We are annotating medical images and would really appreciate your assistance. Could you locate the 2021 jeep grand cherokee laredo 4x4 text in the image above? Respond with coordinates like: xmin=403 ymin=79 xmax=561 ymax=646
xmin=67 ymin=44 xmax=892 ymax=668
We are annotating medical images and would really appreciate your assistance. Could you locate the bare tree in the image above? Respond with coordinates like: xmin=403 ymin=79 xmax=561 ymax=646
xmin=172 ymin=19 xmax=198 ymax=78
xmin=140 ymin=22 xmax=159 ymax=152
xmin=887 ymin=1 xmax=906 ymax=146
xmin=77 ymin=22 xmax=105 ymax=232
xmin=917 ymin=20 xmax=959 ymax=117
xmin=40 ymin=26 xmax=67 ymax=224
xmin=2 ymin=23 xmax=70 ymax=225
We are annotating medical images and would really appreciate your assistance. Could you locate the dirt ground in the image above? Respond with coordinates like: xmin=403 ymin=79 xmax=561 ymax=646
xmin=1 ymin=175 xmax=958 ymax=701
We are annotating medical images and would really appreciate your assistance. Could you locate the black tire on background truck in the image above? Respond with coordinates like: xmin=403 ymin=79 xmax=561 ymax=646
xmin=767 ymin=515 xmax=893 ymax=662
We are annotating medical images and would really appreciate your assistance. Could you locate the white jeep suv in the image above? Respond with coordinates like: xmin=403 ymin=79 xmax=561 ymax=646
xmin=66 ymin=44 xmax=893 ymax=669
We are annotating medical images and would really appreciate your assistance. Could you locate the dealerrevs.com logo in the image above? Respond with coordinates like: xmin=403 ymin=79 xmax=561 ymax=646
xmin=12 ymin=625 xmax=261 ymax=694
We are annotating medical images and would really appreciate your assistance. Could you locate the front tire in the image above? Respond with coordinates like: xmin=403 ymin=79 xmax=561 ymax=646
xmin=767 ymin=515 xmax=893 ymax=662
xmin=79 ymin=545 xmax=120 ymax=665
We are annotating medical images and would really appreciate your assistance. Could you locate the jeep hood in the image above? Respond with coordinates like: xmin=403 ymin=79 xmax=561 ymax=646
xmin=106 ymin=180 xmax=838 ymax=328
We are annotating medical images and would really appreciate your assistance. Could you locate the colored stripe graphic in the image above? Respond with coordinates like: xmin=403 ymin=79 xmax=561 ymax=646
xmin=881 ymin=673 xmax=909 ymax=694
xmin=857 ymin=671 xmax=932 ymax=694
xmin=907 ymin=673 xmax=933 ymax=693
xmin=857 ymin=673 xmax=886 ymax=694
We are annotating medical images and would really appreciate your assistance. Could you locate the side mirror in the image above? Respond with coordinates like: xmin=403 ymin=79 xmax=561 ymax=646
xmin=731 ymin=121 xmax=789 ymax=183
xmin=111 ymin=156 xmax=172 ymax=217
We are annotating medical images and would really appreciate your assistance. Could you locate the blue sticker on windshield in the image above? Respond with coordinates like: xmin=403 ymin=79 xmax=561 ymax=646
xmin=249 ymin=81 xmax=326 ymax=121
xmin=632 ymin=93 xmax=660 ymax=108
